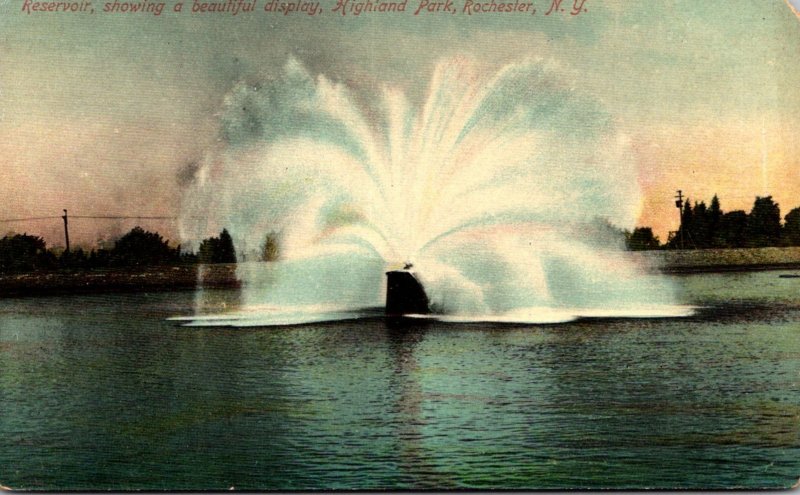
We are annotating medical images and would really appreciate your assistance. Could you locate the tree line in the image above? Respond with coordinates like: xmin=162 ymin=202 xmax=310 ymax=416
xmin=3 ymin=194 xmax=798 ymax=273
xmin=626 ymin=195 xmax=800 ymax=251
xmin=0 ymin=227 xmax=238 ymax=274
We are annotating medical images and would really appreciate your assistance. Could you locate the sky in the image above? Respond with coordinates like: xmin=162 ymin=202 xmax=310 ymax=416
xmin=1 ymin=0 xmax=799 ymax=247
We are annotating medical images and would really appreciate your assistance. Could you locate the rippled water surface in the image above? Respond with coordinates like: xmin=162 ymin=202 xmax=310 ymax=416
xmin=1 ymin=271 xmax=799 ymax=490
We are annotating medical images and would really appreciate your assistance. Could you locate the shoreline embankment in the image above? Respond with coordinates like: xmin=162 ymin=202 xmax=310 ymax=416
xmin=630 ymin=246 xmax=800 ymax=274
xmin=0 ymin=264 xmax=240 ymax=298
xmin=1 ymin=247 xmax=800 ymax=297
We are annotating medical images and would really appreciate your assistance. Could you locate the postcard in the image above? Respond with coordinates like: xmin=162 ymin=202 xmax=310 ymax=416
xmin=1 ymin=0 xmax=799 ymax=490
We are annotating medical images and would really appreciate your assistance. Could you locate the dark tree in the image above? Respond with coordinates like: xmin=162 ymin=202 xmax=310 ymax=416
xmin=197 ymin=229 xmax=237 ymax=264
xmin=197 ymin=238 xmax=218 ymax=264
xmin=626 ymin=227 xmax=661 ymax=251
xmin=709 ymin=194 xmax=723 ymax=247
xmin=690 ymin=200 xmax=711 ymax=248
xmin=679 ymin=198 xmax=695 ymax=248
xmin=110 ymin=227 xmax=180 ymax=268
xmin=60 ymin=247 xmax=88 ymax=270
xmin=180 ymin=251 xmax=199 ymax=265
xmin=719 ymin=210 xmax=748 ymax=248
xmin=88 ymin=248 xmax=112 ymax=269
xmin=681 ymin=198 xmax=693 ymax=231
xmin=783 ymin=207 xmax=800 ymax=246
xmin=217 ymin=229 xmax=236 ymax=263
xmin=745 ymin=196 xmax=781 ymax=247
xmin=0 ymin=233 xmax=55 ymax=273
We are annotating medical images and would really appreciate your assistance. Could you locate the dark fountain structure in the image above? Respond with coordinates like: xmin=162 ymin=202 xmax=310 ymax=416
xmin=385 ymin=263 xmax=430 ymax=317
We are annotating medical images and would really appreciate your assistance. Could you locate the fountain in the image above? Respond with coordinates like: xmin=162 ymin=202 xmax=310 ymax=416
xmin=386 ymin=264 xmax=429 ymax=317
xmin=176 ymin=57 xmax=690 ymax=326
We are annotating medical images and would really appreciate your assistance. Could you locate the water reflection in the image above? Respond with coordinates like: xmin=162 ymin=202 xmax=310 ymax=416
xmin=192 ymin=286 xmax=243 ymax=315
xmin=1 ymin=272 xmax=799 ymax=490
xmin=384 ymin=321 xmax=458 ymax=488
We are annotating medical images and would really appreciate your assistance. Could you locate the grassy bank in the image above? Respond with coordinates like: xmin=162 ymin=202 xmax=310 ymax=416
xmin=0 ymin=264 xmax=240 ymax=297
xmin=632 ymin=246 xmax=800 ymax=274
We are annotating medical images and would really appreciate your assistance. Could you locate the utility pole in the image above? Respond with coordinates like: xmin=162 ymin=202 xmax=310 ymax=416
xmin=674 ymin=190 xmax=684 ymax=249
xmin=62 ymin=209 xmax=70 ymax=253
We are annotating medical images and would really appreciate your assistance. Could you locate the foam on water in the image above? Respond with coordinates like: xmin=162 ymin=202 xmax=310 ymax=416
xmin=178 ymin=57 xmax=684 ymax=326
xmin=169 ymin=304 xmax=696 ymax=327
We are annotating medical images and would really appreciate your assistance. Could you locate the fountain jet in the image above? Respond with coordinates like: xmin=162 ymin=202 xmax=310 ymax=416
xmin=178 ymin=57 xmax=684 ymax=325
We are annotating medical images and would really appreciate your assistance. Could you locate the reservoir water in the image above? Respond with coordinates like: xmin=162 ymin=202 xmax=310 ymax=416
xmin=1 ymin=271 xmax=798 ymax=489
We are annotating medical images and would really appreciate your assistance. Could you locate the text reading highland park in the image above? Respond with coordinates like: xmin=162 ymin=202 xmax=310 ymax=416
xmin=21 ymin=0 xmax=589 ymax=16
